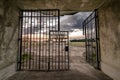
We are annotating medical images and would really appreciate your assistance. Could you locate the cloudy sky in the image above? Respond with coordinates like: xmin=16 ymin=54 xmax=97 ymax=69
xmin=22 ymin=12 xmax=91 ymax=40
xmin=60 ymin=12 xmax=91 ymax=39
xmin=60 ymin=12 xmax=91 ymax=30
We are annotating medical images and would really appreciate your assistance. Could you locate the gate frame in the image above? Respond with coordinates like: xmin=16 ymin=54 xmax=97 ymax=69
xmin=17 ymin=9 xmax=69 ymax=71
xmin=83 ymin=9 xmax=101 ymax=69
xmin=49 ymin=30 xmax=69 ymax=71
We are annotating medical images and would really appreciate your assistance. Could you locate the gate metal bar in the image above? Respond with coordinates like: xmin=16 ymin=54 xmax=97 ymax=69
xmin=49 ymin=31 xmax=69 ymax=70
xmin=83 ymin=9 xmax=100 ymax=69
xmin=17 ymin=9 xmax=69 ymax=71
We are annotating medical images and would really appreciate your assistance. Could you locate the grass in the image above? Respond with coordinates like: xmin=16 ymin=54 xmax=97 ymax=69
xmin=21 ymin=54 xmax=32 ymax=62
xmin=22 ymin=41 xmax=85 ymax=47
xmin=69 ymin=42 xmax=85 ymax=47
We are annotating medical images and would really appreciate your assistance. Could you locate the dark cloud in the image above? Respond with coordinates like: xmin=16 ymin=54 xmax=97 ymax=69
xmin=60 ymin=12 xmax=91 ymax=31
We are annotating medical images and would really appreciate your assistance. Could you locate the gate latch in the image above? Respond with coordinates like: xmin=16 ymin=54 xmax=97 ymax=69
xmin=65 ymin=46 xmax=69 ymax=51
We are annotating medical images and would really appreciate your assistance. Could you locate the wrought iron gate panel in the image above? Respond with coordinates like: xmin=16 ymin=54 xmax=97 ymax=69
xmin=17 ymin=9 xmax=69 ymax=71
xmin=49 ymin=31 xmax=69 ymax=70
xmin=83 ymin=9 xmax=100 ymax=69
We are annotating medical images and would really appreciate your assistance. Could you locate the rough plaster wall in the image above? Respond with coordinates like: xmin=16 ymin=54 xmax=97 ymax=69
xmin=0 ymin=0 xmax=4 ymax=60
xmin=18 ymin=0 xmax=104 ymax=15
xmin=99 ymin=0 xmax=120 ymax=80
xmin=20 ymin=0 xmax=102 ymax=11
xmin=0 ymin=0 xmax=19 ymax=69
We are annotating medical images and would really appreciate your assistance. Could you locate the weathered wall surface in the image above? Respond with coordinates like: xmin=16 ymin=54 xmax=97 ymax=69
xmin=0 ymin=0 xmax=19 ymax=79
xmin=99 ymin=0 xmax=120 ymax=80
xmin=0 ymin=0 xmax=19 ymax=69
xmin=0 ymin=0 xmax=4 ymax=61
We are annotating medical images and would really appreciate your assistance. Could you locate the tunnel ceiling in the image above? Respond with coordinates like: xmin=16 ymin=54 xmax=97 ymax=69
xmin=4 ymin=0 xmax=105 ymax=15
xmin=19 ymin=0 xmax=105 ymax=15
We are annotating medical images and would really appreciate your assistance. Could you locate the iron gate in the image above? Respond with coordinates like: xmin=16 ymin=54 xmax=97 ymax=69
xmin=17 ymin=9 xmax=69 ymax=71
xmin=49 ymin=31 xmax=69 ymax=70
xmin=83 ymin=9 xmax=100 ymax=69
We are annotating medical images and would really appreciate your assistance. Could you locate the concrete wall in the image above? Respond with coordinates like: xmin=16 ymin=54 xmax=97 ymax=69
xmin=0 ymin=0 xmax=19 ymax=79
xmin=0 ymin=0 xmax=4 ymax=61
xmin=99 ymin=0 xmax=120 ymax=80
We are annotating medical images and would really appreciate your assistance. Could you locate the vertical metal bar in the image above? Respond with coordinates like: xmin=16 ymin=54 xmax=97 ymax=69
xmin=39 ymin=10 xmax=41 ymax=70
xmin=83 ymin=22 xmax=87 ymax=62
xmin=86 ymin=24 xmax=88 ymax=62
xmin=48 ymin=11 xmax=50 ymax=70
xmin=34 ymin=11 xmax=37 ymax=70
xmin=45 ymin=11 xmax=47 ymax=70
xmin=64 ymin=32 xmax=66 ymax=70
xmin=23 ymin=11 xmax=25 ymax=70
xmin=48 ymin=11 xmax=50 ymax=71
xmin=43 ymin=11 xmax=45 ymax=70
xmin=62 ymin=32 xmax=64 ymax=69
xmin=32 ymin=11 xmax=33 ymax=69
xmin=58 ymin=10 xmax=60 ymax=31
xmin=95 ymin=9 xmax=100 ymax=69
xmin=30 ymin=11 xmax=35 ymax=70
xmin=17 ymin=10 xmax=20 ymax=70
xmin=52 ymin=11 xmax=53 ymax=70
xmin=42 ymin=11 xmax=44 ymax=70
xmin=63 ymin=32 xmax=66 ymax=70
xmin=89 ymin=16 xmax=91 ymax=64
xmin=35 ymin=10 xmax=39 ymax=70
xmin=43 ymin=10 xmax=47 ymax=70
xmin=87 ymin=24 xmax=90 ymax=63
xmin=58 ymin=32 xmax=60 ymax=70
xmin=55 ymin=11 xmax=57 ymax=70
xmin=18 ymin=10 xmax=23 ymax=70
xmin=40 ymin=11 xmax=42 ymax=70
xmin=48 ymin=31 xmax=50 ymax=71
xmin=61 ymin=32 xmax=63 ymax=69
xmin=87 ymin=24 xmax=89 ymax=63
xmin=61 ymin=32 xmax=66 ymax=69
xmin=33 ymin=11 xmax=35 ymax=70
xmin=67 ymin=32 xmax=69 ymax=70
xmin=55 ymin=31 xmax=56 ymax=70
xmin=97 ymin=9 xmax=101 ymax=69
xmin=60 ymin=32 xmax=61 ymax=70
xmin=90 ymin=20 xmax=93 ymax=65
xmin=58 ymin=10 xmax=60 ymax=70
xmin=29 ymin=11 xmax=32 ymax=70
xmin=45 ymin=10 xmax=46 ymax=70
xmin=26 ymin=11 xmax=29 ymax=70
xmin=25 ymin=11 xmax=27 ymax=70
xmin=21 ymin=11 xmax=24 ymax=70
xmin=28 ymin=11 xmax=30 ymax=70
xmin=65 ymin=32 xmax=67 ymax=70
xmin=83 ymin=21 xmax=84 ymax=35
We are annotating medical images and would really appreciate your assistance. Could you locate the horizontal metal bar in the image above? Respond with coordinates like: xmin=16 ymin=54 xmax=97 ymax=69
xmin=21 ymin=9 xmax=60 ymax=11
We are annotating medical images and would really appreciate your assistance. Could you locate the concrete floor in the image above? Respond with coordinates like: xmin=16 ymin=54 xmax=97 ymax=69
xmin=6 ymin=46 xmax=112 ymax=80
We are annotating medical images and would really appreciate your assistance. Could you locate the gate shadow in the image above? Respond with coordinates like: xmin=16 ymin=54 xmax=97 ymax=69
xmin=7 ymin=70 xmax=100 ymax=80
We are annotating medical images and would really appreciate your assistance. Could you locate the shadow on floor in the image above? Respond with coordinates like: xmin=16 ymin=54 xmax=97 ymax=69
xmin=6 ymin=69 xmax=111 ymax=80
xmin=7 ymin=46 xmax=112 ymax=80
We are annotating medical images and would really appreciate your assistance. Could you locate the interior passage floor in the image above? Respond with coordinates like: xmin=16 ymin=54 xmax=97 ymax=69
xmin=6 ymin=46 xmax=112 ymax=80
